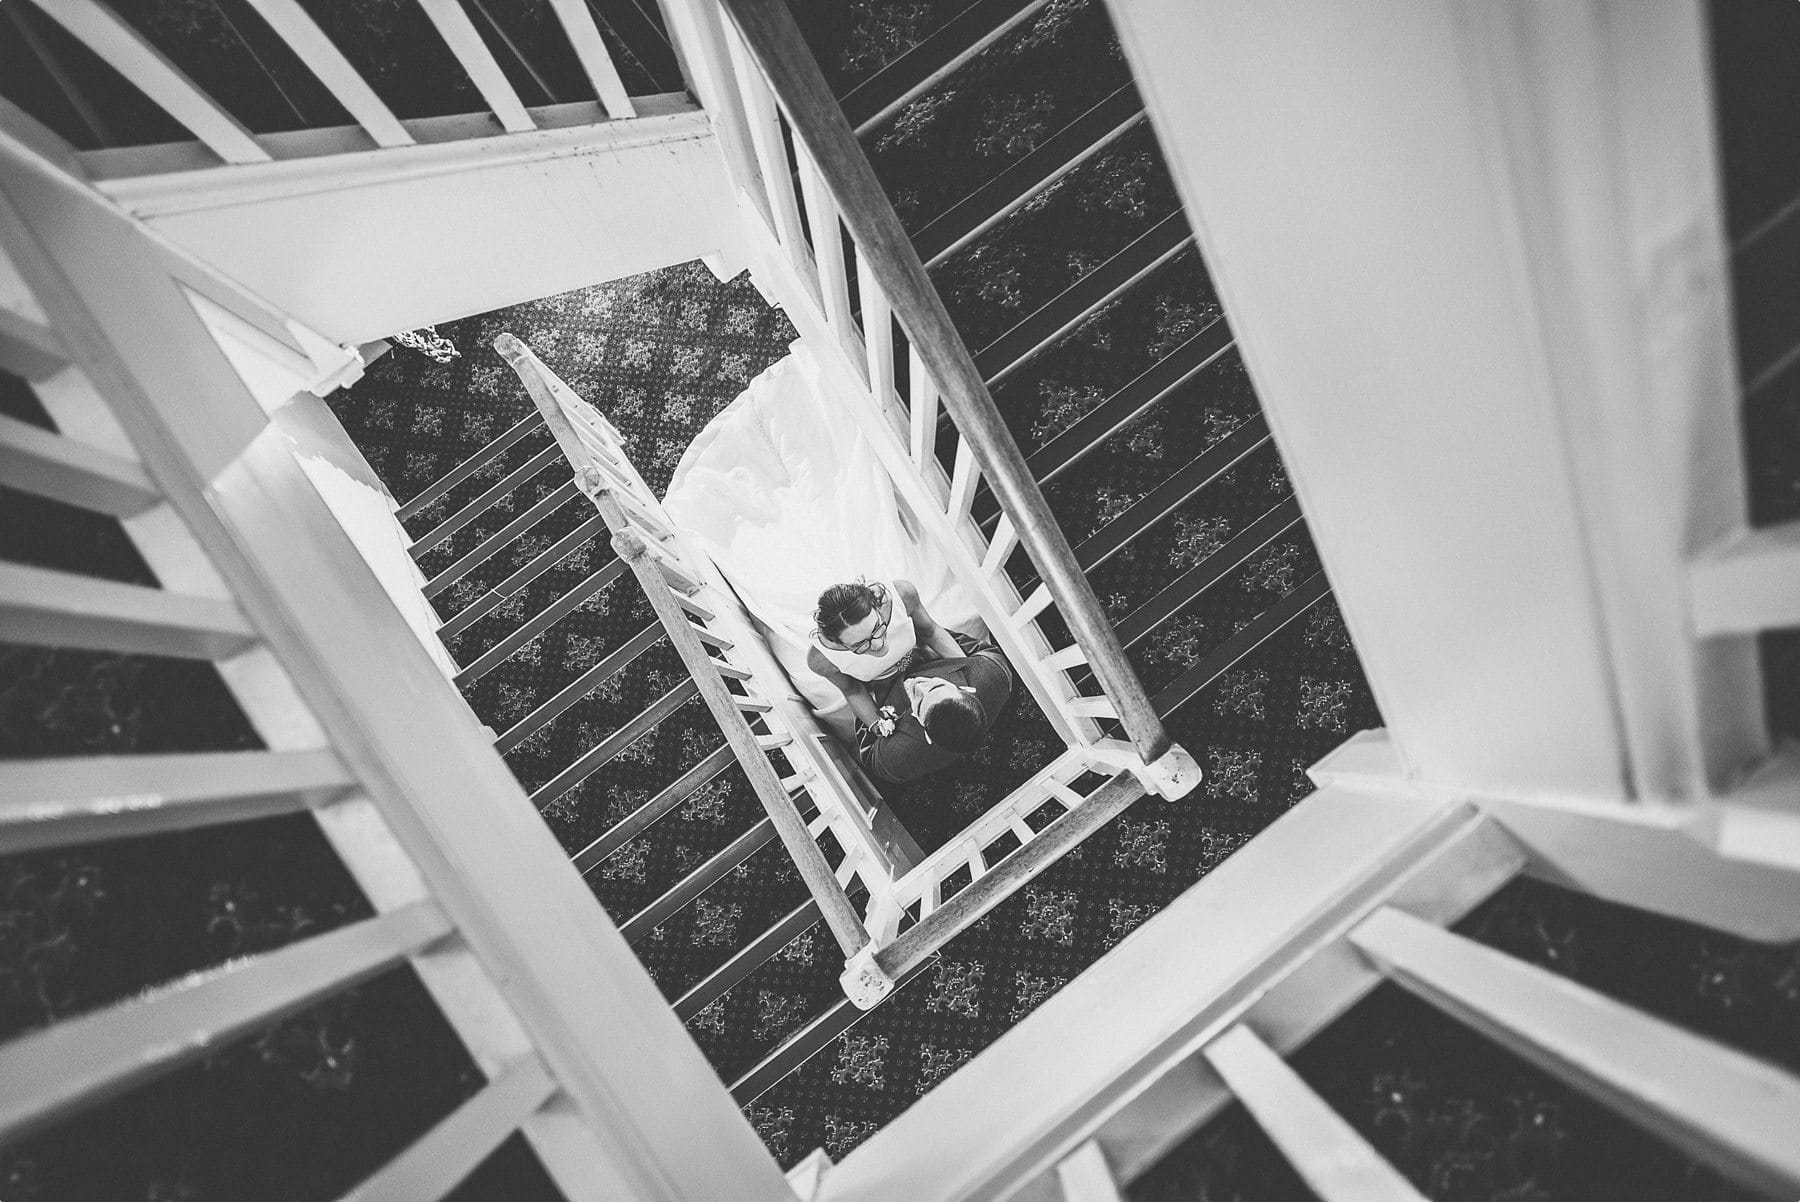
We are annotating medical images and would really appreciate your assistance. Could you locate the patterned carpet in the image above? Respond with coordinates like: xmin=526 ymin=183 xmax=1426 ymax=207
xmin=320 ymin=207 xmax=1383 ymax=1170
xmin=2 ymin=0 xmax=1794 ymax=1197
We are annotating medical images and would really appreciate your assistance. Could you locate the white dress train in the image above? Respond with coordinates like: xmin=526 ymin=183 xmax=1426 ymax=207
xmin=662 ymin=347 xmax=980 ymax=716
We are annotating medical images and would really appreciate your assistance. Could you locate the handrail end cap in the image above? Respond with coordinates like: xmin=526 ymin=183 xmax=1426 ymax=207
xmin=1142 ymin=742 xmax=1202 ymax=800
xmin=840 ymin=942 xmax=894 ymax=1010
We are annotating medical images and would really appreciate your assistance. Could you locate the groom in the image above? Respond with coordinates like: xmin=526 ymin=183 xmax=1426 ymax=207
xmin=858 ymin=632 xmax=1014 ymax=784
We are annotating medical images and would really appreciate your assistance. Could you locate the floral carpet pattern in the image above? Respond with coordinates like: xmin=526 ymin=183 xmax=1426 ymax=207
xmin=318 ymin=218 xmax=1384 ymax=1168
xmin=0 ymin=0 xmax=1795 ymax=1197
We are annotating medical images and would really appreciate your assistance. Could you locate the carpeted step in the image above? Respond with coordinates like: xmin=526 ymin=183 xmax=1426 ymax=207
xmin=394 ymin=421 xmax=555 ymax=548
xmin=618 ymin=803 xmax=813 ymax=944
xmin=571 ymin=745 xmax=736 ymax=874
xmin=842 ymin=0 xmax=1135 ymax=235
xmin=1033 ymin=415 xmax=1272 ymax=587
xmin=1732 ymin=194 xmax=1800 ymax=401
xmin=841 ymin=0 xmax=1056 ymax=135
xmin=410 ymin=443 xmax=565 ymax=559
xmin=632 ymin=838 xmax=818 ymax=1003
xmin=438 ymin=513 xmax=610 ymax=640
xmin=932 ymin=122 xmax=1182 ymax=353
xmin=973 ymin=210 xmax=1191 ymax=389
xmin=726 ymin=954 xmax=932 ymax=1106
xmin=675 ymin=900 xmax=823 ymax=1022
xmin=913 ymin=84 xmax=1146 ymax=269
xmin=397 ymin=412 xmax=541 ymax=523
xmin=453 ymin=557 xmax=629 ymax=687
xmin=967 ymin=245 xmax=1225 ymax=497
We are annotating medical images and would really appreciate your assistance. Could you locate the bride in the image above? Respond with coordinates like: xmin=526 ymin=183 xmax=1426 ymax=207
xmin=808 ymin=578 xmax=965 ymax=738
xmin=661 ymin=346 xmax=981 ymax=741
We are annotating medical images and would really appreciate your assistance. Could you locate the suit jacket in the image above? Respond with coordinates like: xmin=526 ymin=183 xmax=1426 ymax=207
xmin=861 ymin=646 xmax=1013 ymax=784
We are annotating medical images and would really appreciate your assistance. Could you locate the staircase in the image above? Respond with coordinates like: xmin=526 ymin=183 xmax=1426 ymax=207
xmin=6 ymin=0 xmax=1798 ymax=1199
xmin=330 ymin=0 xmax=1375 ymax=1165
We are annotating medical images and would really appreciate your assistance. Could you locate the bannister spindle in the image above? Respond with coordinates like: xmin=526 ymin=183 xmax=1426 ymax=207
xmin=1056 ymin=1140 xmax=1124 ymax=1202
xmin=875 ymin=771 xmax=1142 ymax=980
xmin=341 ymin=1055 xmax=556 ymax=1202
xmin=0 ymin=562 xmax=256 ymax=659
xmin=241 ymin=0 xmax=414 ymax=147
xmin=718 ymin=0 xmax=1188 ymax=779
xmin=858 ymin=248 xmax=896 ymax=406
xmin=415 ymin=0 xmax=535 ymax=133
xmin=795 ymin=152 xmax=857 ymax=336
xmin=721 ymin=19 xmax=811 ymax=259
xmin=908 ymin=344 xmax=940 ymax=472
xmin=1203 ymin=1025 xmax=1427 ymax=1201
xmin=1015 ymin=583 xmax=1053 ymax=625
xmin=27 ymin=0 xmax=271 ymax=163
xmin=0 ymin=411 xmax=158 ymax=516
xmin=604 ymin=514 xmax=871 ymax=965
xmin=544 ymin=0 xmax=635 ymax=118
xmin=0 ymin=749 xmax=351 ymax=853
xmin=0 ymin=305 xmax=68 ymax=379
xmin=946 ymin=437 xmax=980 ymax=524
xmin=982 ymin=514 xmax=1019 ymax=577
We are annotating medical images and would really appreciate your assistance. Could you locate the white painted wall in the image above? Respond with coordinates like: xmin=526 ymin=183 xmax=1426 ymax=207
xmin=100 ymin=102 xmax=748 ymax=346
xmin=1102 ymin=0 xmax=1765 ymax=801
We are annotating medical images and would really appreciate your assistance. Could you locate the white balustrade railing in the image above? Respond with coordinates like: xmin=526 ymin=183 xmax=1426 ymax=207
xmin=493 ymin=333 xmax=918 ymax=1004
xmin=483 ymin=325 xmax=1173 ymax=993
xmin=622 ymin=0 xmax=1200 ymax=980
xmin=16 ymin=0 xmax=651 ymax=174
xmin=707 ymin=2 xmax=1199 ymax=792
xmin=0 ymin=102 xmax=791 ymax=1200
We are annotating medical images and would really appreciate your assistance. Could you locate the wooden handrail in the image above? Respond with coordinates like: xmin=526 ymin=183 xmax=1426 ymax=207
xmin=875 ymin=771 xmax=1145 ymax=980
xmin=1 ymin=139 xmax=795 ymax=1198
xmin=719 ymin=0 xmax=1175 ymax=768
xmin=494 ymin=330 xmax=906 ymax=984
xmin=603 ymin=511 xmax=871 ymax=961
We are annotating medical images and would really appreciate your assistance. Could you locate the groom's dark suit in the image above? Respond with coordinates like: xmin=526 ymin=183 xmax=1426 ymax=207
xmin=858 ymin=633 xmax=1013 ymax=784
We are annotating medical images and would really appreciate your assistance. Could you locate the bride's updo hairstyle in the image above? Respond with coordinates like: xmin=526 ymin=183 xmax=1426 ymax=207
xmin=814 ymin=580 xmax=882 ymax=642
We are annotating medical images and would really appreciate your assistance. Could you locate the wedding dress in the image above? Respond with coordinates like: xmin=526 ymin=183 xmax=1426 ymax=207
xmin=662 ymin=346 xmax=980 ymax=716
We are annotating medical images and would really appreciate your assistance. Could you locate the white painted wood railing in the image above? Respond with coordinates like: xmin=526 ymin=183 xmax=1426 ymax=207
xmin=620 ymin=0 xmax=1198 ymax=994
xmin=493 ymin=332 xmax=916 ymax=1006
xmin=14 ymin=0 xmax=644 ymax=174
xmin=481 ymin=331 xmax=1165 ymax=994
xmin=0 ymin=101 xmax=792 ymax=1202
xmin=695 ymin=0 xmax=1200 ymax=801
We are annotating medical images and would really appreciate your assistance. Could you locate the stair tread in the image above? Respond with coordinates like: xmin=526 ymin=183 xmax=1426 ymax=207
xmin=620 ymin=815 xmax=785 ymax=943
xmin=627 ymin=837 xmax=815 ymax=1005
xmin=571 ymin=744 xmax=738 ymax=876
xmin=438 ymin=512 xmax=609 ymax=640
xmin=1020 ymin=319 xmax=1235 ymax=495
xmin=973 ymin=209 xmax=1191 ymax=387
xmin=398 ymin=413 xmax=543 ymax=523
xmin=1732 ymin=197 xmax=1800 ymax=389
xmin=914 ymin=84 xmax=1145 ymax=268
xmin=675 ymin=900 xmax=823 ymax=1021
xmin=841 ymin=0 xmax=1054 ymax=134
xmin=454 ymin=557 xmax=628 ymax=687
xmin=1012 ymin=416 xmax=1272 ymax=597
xmin=411 ymin=442 xmax=563 ymax=558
